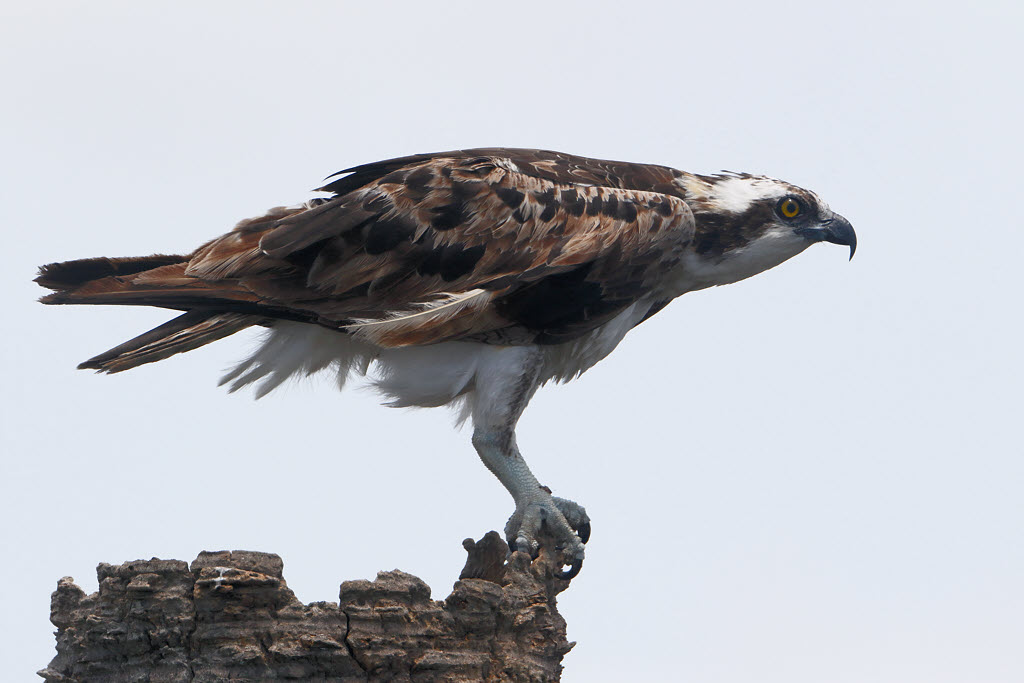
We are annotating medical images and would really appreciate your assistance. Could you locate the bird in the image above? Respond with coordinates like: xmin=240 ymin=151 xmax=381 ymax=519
xmin=36 ymin=147 xmax=856 ymax=579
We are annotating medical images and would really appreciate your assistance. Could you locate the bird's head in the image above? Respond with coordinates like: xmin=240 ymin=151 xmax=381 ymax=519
xmin=674 ymin=173 xmax=856 ymax=289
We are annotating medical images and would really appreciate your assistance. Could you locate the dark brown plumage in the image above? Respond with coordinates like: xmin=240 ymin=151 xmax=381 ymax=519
xmin=38 ymin=148 xmax=700 ymax=369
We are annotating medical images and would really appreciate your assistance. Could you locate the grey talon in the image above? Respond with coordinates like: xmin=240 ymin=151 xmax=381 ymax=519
xmin=559 ymin=559 xmax=583 ymax=581
xmin=578 ymin=521 xmax=591 ymax=544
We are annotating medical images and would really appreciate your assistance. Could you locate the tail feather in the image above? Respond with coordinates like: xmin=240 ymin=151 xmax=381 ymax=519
xmin=37 ymin=254 xmax=262 ymax=373
xmin=79 ymin=311 xmax=258 ymax=373
xmin=35 ymin=255 xmax=188 ymax=291
xmin=38 ymin=262 xmax=258 ymax=309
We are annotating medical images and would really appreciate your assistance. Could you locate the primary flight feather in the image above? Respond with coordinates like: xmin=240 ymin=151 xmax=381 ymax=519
xmin=37 ymin=147 xmax=856 ymax=578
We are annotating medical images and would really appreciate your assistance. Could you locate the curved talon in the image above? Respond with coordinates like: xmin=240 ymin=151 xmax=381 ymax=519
xmin=506 ymin=496 xmax=587 ymax=574
xmin=559 ymin=558 xmax=583 ymax=581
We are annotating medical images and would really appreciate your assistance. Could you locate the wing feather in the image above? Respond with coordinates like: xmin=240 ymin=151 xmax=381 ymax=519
xmin=344 ymin=289 xmax=497 ymax=347
xmin=121 ymin=149 xmax=696 ymax=346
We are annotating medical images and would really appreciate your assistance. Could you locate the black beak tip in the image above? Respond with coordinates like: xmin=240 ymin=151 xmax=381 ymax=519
xmin=824 ymin=215 xmax=856 ymax=261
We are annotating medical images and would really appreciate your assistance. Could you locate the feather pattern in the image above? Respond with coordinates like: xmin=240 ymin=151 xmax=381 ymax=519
xmin=41 ymin=148 xmax=698 ymax=350
xmin=343 ymin=288 xmax=496 ymax=346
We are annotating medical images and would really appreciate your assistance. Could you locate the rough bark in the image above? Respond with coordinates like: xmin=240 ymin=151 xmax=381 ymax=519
xmin=39 ymin=532 xmax=575 ymax=682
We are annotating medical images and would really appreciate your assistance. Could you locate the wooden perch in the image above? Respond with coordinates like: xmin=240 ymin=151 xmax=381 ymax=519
xmin=39 ymin=532 xmax=576 ymax=682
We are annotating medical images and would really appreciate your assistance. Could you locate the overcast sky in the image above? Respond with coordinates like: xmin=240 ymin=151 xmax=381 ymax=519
xmin=3 ymin=2 xmax=1022 ymax=681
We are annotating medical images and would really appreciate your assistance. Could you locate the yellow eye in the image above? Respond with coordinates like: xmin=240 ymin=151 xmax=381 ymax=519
xmin=778 ymin=197 xmax=801 ymax=219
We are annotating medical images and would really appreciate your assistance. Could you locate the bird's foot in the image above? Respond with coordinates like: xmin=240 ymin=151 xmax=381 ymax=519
xmin=505 ymin=494 xmax=590 ymax=580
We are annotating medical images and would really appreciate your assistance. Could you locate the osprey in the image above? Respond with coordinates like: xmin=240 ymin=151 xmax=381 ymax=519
xmin=37 ymin=148 xmax=855 ymax=579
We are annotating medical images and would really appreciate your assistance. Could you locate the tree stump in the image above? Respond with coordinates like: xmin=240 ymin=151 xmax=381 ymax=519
xmin=38 ymin=532 xmax=575 ymax=682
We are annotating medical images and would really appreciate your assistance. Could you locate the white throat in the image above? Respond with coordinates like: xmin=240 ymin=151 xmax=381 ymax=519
xmin=672 ymin=227 xmax=812 ymax=293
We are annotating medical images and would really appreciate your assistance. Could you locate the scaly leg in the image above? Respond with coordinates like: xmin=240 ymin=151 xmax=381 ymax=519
xmin=470 ymin=346 xmax=591 ymax=579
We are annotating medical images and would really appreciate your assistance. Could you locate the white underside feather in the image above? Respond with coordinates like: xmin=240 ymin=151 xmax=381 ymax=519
xmin=220 ymin=301 xmax=653 ymax=426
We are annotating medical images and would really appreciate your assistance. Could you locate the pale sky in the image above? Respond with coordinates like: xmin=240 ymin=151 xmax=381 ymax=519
xmin=3 ymin=2 xmax=1022 ymax=681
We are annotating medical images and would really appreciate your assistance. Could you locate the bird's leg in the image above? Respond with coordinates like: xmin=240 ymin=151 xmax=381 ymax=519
xmin=470 ymin=347 xmax=590 ymax=579
xmin=472 ymin=429 xmax=591 ymax=576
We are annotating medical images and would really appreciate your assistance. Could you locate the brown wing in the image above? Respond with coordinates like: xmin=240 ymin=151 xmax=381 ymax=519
xmin=182 ymin=149 xmax=695 ymax=346
xmin=317 ymin=148 xmax=690 ymax=200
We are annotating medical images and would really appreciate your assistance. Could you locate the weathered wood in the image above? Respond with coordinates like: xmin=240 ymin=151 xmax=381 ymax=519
xmin=39 ymin=534 xmax=574 ymax=682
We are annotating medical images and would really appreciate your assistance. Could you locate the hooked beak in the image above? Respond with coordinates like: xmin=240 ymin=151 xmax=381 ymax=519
xmin=797 ymin=214 xmax=857 ymax=260
xmin=824 ymin=214 xmax=857 ymax=260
